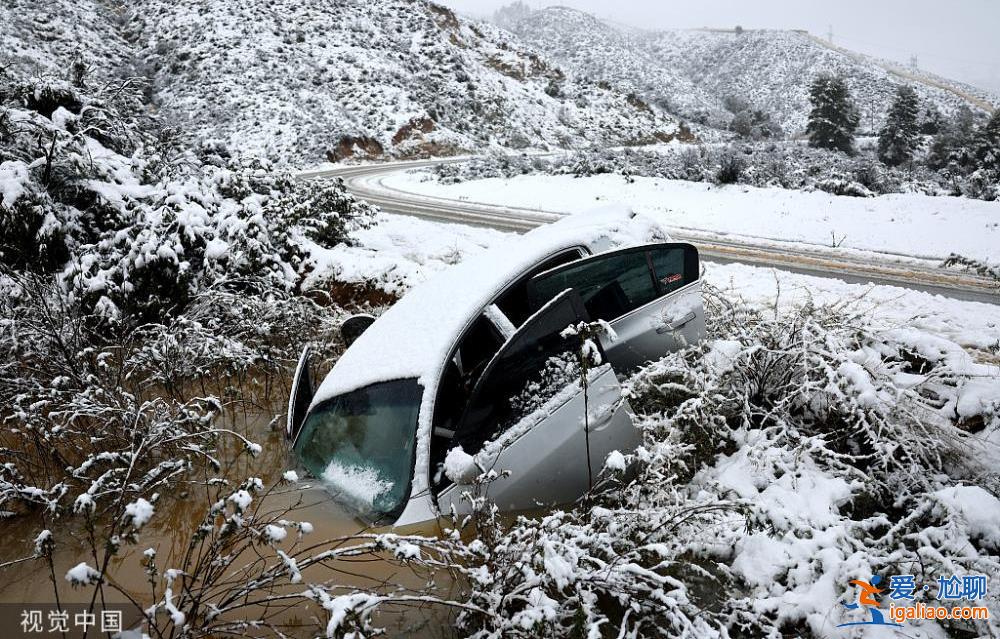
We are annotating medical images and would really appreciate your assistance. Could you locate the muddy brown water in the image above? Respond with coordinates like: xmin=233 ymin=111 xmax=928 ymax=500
xmin=0 ymin=408 xmax=462 ymax=638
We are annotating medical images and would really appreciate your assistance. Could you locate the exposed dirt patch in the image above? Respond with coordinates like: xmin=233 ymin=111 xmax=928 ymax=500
xmin=392 ymin=116 xmax=436 ymax=145
xmin=428 ymin=3 xmax=459 ymax=31
xmin=328 ymin=135 xmax=385 ymax=162
xmin=318 ymin=279 xmax=400 ymax=310
xmin=626 ymin=93 xmax=652 ymax=114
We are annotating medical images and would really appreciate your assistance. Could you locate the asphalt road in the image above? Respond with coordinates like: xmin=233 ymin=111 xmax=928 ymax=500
xmin=300 ymin=159 xmax=1000 ymax=306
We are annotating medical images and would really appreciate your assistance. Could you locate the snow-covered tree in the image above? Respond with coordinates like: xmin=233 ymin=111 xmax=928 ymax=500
xmin=877 ymin=84 xmax=921 ymax=166
xmin=973 ymin=108 xmax=1000 ymax=173
xmin=927 ymin=105 xmax=979 ymax=171
xmin=725 ymin=95 xmax=783 ymax=140
xmin=805 ymin=74 xmax=860 ymax=154
xmin=920 ymin=104 xmax=944 ymax=135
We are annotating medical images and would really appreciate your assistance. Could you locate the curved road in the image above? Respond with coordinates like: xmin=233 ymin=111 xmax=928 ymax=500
xmin=301 ymin=159 xmax=999 ymax=305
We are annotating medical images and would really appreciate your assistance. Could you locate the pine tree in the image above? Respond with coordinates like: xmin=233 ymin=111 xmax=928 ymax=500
xmin=973 ymin=109 xmax=1000 ymax=173
xmin=927 ymin=106 xmax=978 ymax=171
xmin=806 ymin=75 xmax=860 ymax=154
xmin=877 ymin=85 xmax=921 ymax=166
xmin=920 ymin=105 xmax=944 ymax=135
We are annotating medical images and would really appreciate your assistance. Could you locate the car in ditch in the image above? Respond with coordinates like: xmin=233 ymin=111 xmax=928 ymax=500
xmin=286 ymin=207 xmax=705 ymax=527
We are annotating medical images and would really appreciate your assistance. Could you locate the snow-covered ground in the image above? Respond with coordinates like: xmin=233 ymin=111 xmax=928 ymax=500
xmin=384 ymin=172 xmax=1000 ymax=265
xmin=316 ymin=212 xmax=1000 ymax=353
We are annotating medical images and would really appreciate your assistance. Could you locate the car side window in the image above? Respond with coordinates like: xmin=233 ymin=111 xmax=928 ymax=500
xmin=494 ymin=249 xmax=585 ymax=326
xmin=648 ymin=245 xmax=699 ymax=296
xmin=530 ymin=250 xmax=657 ymax=322
xmin=429 ymin=311 xmax=508 ymax=489
xmin=528 ymin=244 xmax=699 ymax=323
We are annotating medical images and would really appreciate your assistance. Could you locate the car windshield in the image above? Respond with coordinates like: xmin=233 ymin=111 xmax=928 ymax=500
xmin=294 ymin=379 xmax=422 ymax=522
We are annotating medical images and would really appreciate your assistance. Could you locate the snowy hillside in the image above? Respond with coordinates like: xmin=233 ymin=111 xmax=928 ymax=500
xmin=497 ymin=5 xmax=997 ymax=135
xmin=134 ymin=0 xmax=682 ymax=163
xmin=1 ymin=0 xmax=684 ymax=166
xmin=492 ymin=7 xmax=725 ymax=136
xmin=649 ymin=28 xmax=996 ymax=133
xmin=0 ymin=0 xmax=132 ymax=82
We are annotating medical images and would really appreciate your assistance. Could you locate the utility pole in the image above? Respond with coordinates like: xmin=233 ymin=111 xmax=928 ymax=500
xmin=909 ymin=55 xmax=919 ymax=70
xmin=826 ymin=24 xmax=834 ymax=44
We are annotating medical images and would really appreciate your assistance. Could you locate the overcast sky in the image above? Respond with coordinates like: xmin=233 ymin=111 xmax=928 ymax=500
xmin=438 ymin=0 xmax=1000 ymax=93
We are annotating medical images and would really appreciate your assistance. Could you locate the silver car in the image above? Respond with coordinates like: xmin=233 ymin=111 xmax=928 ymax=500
xmin=287 ymin=208 xmax=705 ymax=527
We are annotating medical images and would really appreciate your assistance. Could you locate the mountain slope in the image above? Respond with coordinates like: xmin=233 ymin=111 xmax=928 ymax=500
xmin=2 ymin=0 xmax=684 ymax=166
xmin=648 ymin=27 xmax=995 ymax=134
xmin=133 ymin=0 xmax=683 ymax=163
xmin=498 ymin=6 xmax=996 ymax=135
xmin=493 ymin=7 xmax=728 ymax=130
xmin=0 ymin=0 xmax=132 ymax=83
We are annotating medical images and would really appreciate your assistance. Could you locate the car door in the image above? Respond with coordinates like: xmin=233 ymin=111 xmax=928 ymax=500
xmin=435 ymin=290 xmax=637 ymax=516
xmin=526 ymin=243 xmax=704 ymax=372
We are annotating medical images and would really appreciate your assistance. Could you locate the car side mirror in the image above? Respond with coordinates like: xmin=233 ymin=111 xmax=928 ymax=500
xmin=341 ymin=314 xmax=375 ymax=347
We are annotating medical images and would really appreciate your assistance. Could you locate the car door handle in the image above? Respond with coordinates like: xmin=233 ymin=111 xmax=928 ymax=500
xmin=657 ymin=311 xmax=697 ymax=334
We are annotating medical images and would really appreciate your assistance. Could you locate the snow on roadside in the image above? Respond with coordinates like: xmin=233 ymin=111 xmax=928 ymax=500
xmin=383 ymin=171 xmax=1000 ymax=265
xmin=705 ymin=261 xmax=1000 ymax=352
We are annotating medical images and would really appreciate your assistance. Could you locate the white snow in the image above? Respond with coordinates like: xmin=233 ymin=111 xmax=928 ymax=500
xmin=73 ymin=493 xmax=95 ymax=514
xmin=321 ymin=592 xmax=380 ymax=638
xmin=227 ymin=489 xmax=253 ymax=512
xmin=304 ymin=212 xmax=508 ymax=295
xmin=124 ymin=497 xmax=155 ymax=529
xmin=385 ymin=171 xmax=1000 ymax=265
xmin=276 ymin=549 xmax=302 ymax=583
xmin=263 ymin=524 xmax=288 ymax=543
xmin=0 ymin=160 xmax=29 ymax=208
xmin=163 ymin=569 xmax=186 ymax=626
xmin=33 ymin=530 xmax=51 ymax=555
xmin=604 ymin=450 xmax=627 ymax=472
xmin=65 ymin=562 xmax=101 ymax=586
xmin=393 ymin=541 xmax=422 ymax=560
xmin=443 ymin=446 xmax=480 ymax=485
xmin=932 ymin=486 xmax=1000 ymax=547
xmin=321 ymin=461 xmax=393 ymax=508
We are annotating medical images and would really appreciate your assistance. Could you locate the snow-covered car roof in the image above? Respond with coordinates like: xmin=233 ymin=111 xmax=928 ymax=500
xmin=310 ymin=205 xmax=669 ymax=501
xmin=312 ymin=205 xmax=666 ymax=404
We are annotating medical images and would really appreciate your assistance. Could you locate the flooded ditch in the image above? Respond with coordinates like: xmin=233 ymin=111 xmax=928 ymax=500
xmin=0 ymin=399 xmax=465 ymax=638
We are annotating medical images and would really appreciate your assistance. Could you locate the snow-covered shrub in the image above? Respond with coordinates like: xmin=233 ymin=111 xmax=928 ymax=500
xmin=617 ymin=286 xmax=1000 ymax=637
xmin=432 ymin=285 xmax=1000 ymax=639
xmin=714 ymin=148 xmax=745 ymax=184
xmin=427 ymin=141 xmax=999 ymax=199
xmin=815 ymin=174 xmax=875 ymax=197
xmin=960 ymin=168 xmax=998 ymax=201
xmin=1 ymin=68 xmax=376 ymax=325
xmin=941 ymin=253 xmax=1000 ymax=283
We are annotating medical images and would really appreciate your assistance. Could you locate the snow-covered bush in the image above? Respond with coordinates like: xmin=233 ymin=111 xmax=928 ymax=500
xmin=1 ymin=68 xmax=376 ymax=325
xmin=815 ymin=174 xmax=875 ymax=197
xmin=430 ymin=142 xmax=995 ymax=199
xmin=714 ymin=148 xmax=745 ymax=184
xmin=432 ymin=284 xmax=1000 ymax=638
